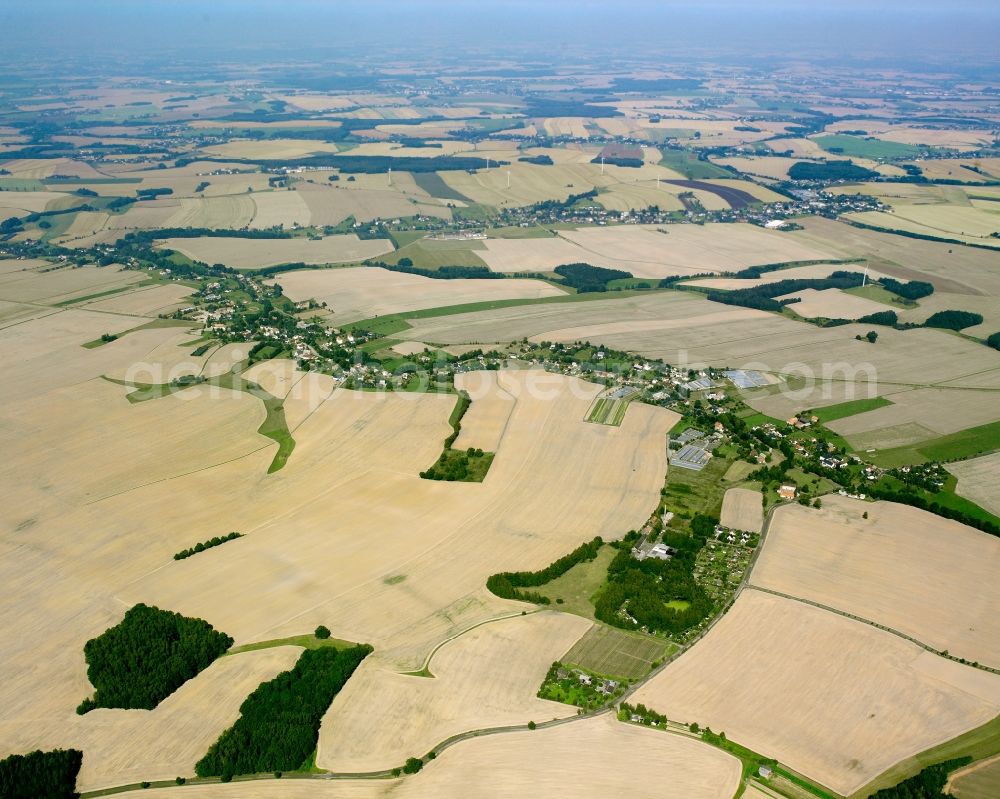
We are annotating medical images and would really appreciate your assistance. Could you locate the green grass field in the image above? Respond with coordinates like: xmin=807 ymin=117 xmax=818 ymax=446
xmin=813 ymin=134 xmax=921 ymax=159
xmin=532 ymin=545 xmax=616 ymax=620
xmin=663 ymin=452 xmax=732 ymax=521
xmin=561 ymin=624 xmax=672 ymax=680
xmin=411 ymin=171 xmax=472 ymax=202
xmin=658 ymin=149 xmax=733 ymax=179
xmin=811 ymin=396 xmax=893 ymax=423
xmin=227 ymin=632 xmax=358 ymax=656
xmin=870 ymin=419 xmax=1000 ymax=467
xmin=844 ymin=284 xmax=916 ymax=308
xmin=382 ymin=238 xmax=489 ymax=268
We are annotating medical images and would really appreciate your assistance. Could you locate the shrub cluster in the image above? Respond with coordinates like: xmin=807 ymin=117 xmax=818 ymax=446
xmin=174 ymin=531 xmax=243 ymax=560
xmin=923 ymin=309 xmax=984 ymax=331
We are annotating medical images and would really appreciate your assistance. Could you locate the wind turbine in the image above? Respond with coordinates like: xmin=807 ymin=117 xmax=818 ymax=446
xmin=600 ymin=155 xmax=605 ymax=175
xmin=862 ymin=260 xmax=869 ymax=287
xmin=506 ymin=171 xmax=511 ymax=189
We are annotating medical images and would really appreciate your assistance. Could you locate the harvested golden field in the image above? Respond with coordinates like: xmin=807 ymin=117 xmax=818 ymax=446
xmin=541 ymin=117 xmax=593 ymax=138
xmin=404 ymin=292 xmax=1000 ymax=390
xmin=947 ymin=453 xmax=1000 ymax=517
xmin=478 ymin=223 xmax=835 ymax=278
xmin=679 ymin=263 xmax=881 ymax=290
xmin=596 ymin=183 xmax=687 ymax=212
xmin=776 ymin=287 xmax=894 ymax=319
xmin=826 ymin=387 xmax=1000 ymax=448
xmin=752 ymin=496 xmax=1000 ymax=666
xmin=905 ymin=159 xmax=1000 ymax=182
xmin=163 ymin=195 xmax=256 ymax=229
xmin=436 ymin=158 xmax=680 ymax=209
xmin=744 ymin=381 xmax=908 ymax=423
xmin=844 ymin=210 xmax=1000 ymax=248
xmin=0 ymin=646 xmax=301 ymax=793
xmin=318 ymin=612 xmax=591 ymax=771
xmin=0 ymin=263 xmax=146 ymax=304
xmin=720 ymin=487 xmax=763 ymax=532
xmin=556 ymin=223 xmax=835 ymax=277
xmin=715 ymin=155 xmax=807 ymax=180
xmin=631 ymin=589 xmax=1000 ymax=797
xmin=276 ymin=266 xmax=562 ymax=324
xmin=453 ymin=370 xmax=517 ymax=452
xmin=767 ymin=138 xmax=828 ymax=158
xmin=157 ymin=235 xmax=394 ymax=269
xmin=0 ymin=189 xmax=68 ymax=215
xmin=344 ymin=141 xmax=474 ymax=158
xmin=106 ymin=714 xmax=740 ymax=799
xmin=295 ymin=183 xmax=451 ymax=224
xmin=199 ymin=138 xmax=343 ymax=160
xmin=79 ymin=283 xmax=194 ymax=316
xmin=53 ymin=210 xmax=112 ymax=243
xmin=123 ymin=371 xmax=675 ymax=664
xmin=836 ymin=124 xmax=996 ymax=150
xmin=246 ymin=190 xmax=312 ymax=229
xmin=403 ymin=290 xmax=762 ymax=346
xmin=792 ymin=217 xmax=1000 ymax=298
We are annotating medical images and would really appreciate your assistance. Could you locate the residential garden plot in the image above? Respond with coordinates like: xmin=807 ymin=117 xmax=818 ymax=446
xmin=157 ymin=235 xmax=394 ymax=270
xmin=560 ymin=624 xmax=668 ymax=679
xmin=946 ymin=452 xmax=1000 ymax=518
xmin=317 ymin=612 xmax=590 ymax=771
xmin=720 ymin=487 xmax=763 ymax=532
xmin=276 ymin=266 xmax=562 ymax=324
xmin=631 ymin=589 xmax=1000 ymax=797
xmin=752 ymin=496 xmax=1000 ymax=666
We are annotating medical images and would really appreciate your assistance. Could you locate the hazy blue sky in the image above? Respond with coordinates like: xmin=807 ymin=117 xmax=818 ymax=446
xmin=3 ymin=1 xmax=998 ymax=71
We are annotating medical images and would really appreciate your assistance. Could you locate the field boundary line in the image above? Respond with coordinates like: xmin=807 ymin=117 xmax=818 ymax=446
xmin=746 ymin=584 xmax=999 ymax=675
